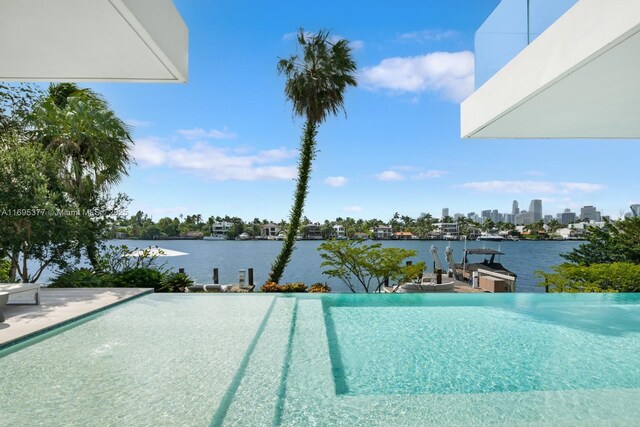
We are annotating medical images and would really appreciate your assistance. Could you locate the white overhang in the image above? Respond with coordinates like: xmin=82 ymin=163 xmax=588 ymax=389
xmin=0 ymin=0 xmax=188 ymax=83
xmin=461 ymin=0 xmax=640 ymax=139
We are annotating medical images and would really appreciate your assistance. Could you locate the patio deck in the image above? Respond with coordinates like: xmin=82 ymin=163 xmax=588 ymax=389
xmin=0 ymin=288 xmax=152 ymax=348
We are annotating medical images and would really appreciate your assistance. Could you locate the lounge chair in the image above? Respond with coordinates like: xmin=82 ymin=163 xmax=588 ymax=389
xmin=0 ymin=283 xmax=41 ymax=305
xmin=0 ymin=292 xmax=8 ymax=322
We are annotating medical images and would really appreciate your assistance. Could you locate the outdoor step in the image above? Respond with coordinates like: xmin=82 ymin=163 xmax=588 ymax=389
xmin=214 ymin=296 xmax=296 ymax=426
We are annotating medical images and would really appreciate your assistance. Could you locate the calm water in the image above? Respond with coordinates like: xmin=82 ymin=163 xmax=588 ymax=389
xmin=3 ymin=293 xmax=640 ymax=426
xmin=53 ymin=239 xmax=582 ymax=293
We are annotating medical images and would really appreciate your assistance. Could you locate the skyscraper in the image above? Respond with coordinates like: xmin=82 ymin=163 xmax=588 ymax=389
xmin=631 ymin=204 xmax=640 ymax=217
xmin=442 ymin=208 xmax=449 ymax=219
xmin=580 ymin=206 xmax=597 ymax=221
xmin=529 ymin=199 xmax=542 ymax=222
xmin=512 ymin=200 xmax=519 ymax=215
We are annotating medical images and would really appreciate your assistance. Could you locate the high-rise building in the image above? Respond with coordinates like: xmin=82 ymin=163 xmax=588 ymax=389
xmin=481 ymin=210 xmax=491 ymax=220
xmin=560 ymin=211 xmax=576 ymax=225
xmin=512 ymin=200 xmax=519 ymax=215
xmin=632 ymin=204 xmax=640 ymax=217
xmin=442 ymin=208 xmax=449 ymax=219
xmin=529 ymin=199 xmax=542 ymax=223
xmin=580 ymin=206 xmax=598 ymax=221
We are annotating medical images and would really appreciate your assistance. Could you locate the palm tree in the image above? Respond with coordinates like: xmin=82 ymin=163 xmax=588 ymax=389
xmin=30 ymin=83 xmax=132 ymax=268
xmin=269 ymin=29 xmax=357 ymax=283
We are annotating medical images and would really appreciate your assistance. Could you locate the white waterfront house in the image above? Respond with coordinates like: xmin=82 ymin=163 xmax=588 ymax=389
xmin=261 ymin=223 xmax=281 ymax=238
xmin=332 ymin=225 xmax=346 ymax=239
xmin=210 ymin=222 xmax=232 ymax=239
xmin=462 ymin=0 xmax=640 ymax=139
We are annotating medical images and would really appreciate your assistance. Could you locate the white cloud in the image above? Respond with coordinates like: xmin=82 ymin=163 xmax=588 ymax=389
xmin=324 ymin=176 xmax=349 ymax=187
xmin=376 ymin=170 xmax=405 ymax=181
xmin=344 ymin=206 xmax=363 ymax=213
xmin=455 ymin=181 xmax=605 ymax=194
xmin=132 ymin=138 xmax=166 ymax=167
xmin=524 ymin=170 xmax=545 ymax=177
xmin=397 ymin=29 xmax=459 ymax=43
xmin=177 ymin=127 xmax=238 ymax=140
xmin=413 ymin=170 xmax=448 ymax=179
xmin=125 ymin=118 xmax=152 ymax=128
xmin=360 ymin=51 xmax=474 ymax=102
xmin=282 ymin=31 xmax=364 ymax=50
xmin=132 ymin=138 xmax=297 ymax=181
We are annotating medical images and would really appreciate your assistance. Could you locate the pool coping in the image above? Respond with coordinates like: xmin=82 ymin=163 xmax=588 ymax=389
xmin=0 ymin=288 xmax=154 ymax=353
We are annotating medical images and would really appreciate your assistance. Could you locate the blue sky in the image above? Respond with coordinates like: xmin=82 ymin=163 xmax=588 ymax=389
xmin=85 ymin=0 xmax=638 ymax=222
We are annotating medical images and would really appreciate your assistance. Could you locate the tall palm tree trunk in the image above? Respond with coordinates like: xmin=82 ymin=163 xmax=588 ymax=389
xmin=269 ymin=120 xmax=317 ymax=283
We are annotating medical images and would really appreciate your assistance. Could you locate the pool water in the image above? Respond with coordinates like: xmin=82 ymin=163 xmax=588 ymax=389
xmin=2 ymin=293 xmax=640 ymax=426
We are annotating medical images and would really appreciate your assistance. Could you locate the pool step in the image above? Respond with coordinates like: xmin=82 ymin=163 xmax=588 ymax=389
xmin=214 ymin=296 xmax=296 ymax=426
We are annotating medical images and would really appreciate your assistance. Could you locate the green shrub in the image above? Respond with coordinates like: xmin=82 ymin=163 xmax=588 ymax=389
xmin=0 ymin=259 xmax=11 ymax=282
xmin=110 ymin=268 xmax=165 ymax=291
xmin=282 ymin=282 xmax=307 ymax=292
xmin=536 ymin=262 xmax=640 ymax=293
xmin=308 ymin=282 xmax=331 ymax=293
xmin=159 ymin=272 xmax=193 ymax=293
xmin=49 ymin=268 xmax=112 ymax=288
xmin=261 ymin=281 xmax=308 ymax=293
xmin=261 ymin=281 xmax=282 ymax=292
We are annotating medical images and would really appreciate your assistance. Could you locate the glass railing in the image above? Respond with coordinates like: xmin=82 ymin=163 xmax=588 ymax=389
xmin=474 ymin=0 xmax=579 ymax=89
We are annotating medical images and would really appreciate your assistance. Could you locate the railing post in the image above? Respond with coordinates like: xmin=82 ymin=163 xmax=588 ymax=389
xmin=213 ymin=268 xmax=219 ymax=285
xmin=248 ymin=268 xmax=254 ymax=287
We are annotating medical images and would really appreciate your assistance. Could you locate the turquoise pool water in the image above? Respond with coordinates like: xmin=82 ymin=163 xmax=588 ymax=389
xmin=2 ymin=293 xmax=640 ymax=426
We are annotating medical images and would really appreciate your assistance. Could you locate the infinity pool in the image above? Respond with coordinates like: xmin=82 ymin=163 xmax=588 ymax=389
xmin=2 ymin=293 xmax=640 ymax=426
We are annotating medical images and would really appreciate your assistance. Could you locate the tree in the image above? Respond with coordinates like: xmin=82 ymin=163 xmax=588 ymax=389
xmin=562 ymin=217 xmax=640 ymax=265
xmin=537 ymin=262 xmax=640 ymax=293
xmin=537 ymin=217 xmax=640 ymax=292
xmin=318 ymin=240 xmax=425 ymax=293
xmin=269 ymin=29 xmax=357 ymax=283
xmin=30 ymin=83 xmax=133 ymax=268
xmin=0 ymin=140 xmax=78 ymax=282
xmin=546 ymin=218 xmax=562 ymax=237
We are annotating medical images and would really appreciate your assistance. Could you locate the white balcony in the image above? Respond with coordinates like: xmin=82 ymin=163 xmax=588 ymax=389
xmin=0 ymin=0 xmax=188 ymax=83
xmin=462 ymin=0 xmax=640 ymax=139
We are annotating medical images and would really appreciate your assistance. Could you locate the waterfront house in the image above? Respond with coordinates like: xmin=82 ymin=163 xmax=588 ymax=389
xmin=371 ymin=224 xmax=393 ymax=239
xmin=303 ymin=223 xmax=323 ymax=240
xmin=352 ymin=232 xmax=369 ymax=240
xmin=434 ymin=222 xmax=460 ymax=240
xmin=393 ymin=231 xmax=416 ymax=240
xmin=261 ymin=223 xmax=281 ymax=238
xmin=115 ymin=232 xmax=128 ymax=239
xmin=211 ymin=222 xmax=232 ymax=239
xmin=332 ymin=225 xmax=346 ymax=239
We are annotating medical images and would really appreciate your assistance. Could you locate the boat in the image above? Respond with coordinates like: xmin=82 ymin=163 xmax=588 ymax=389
xmin=455 ymin=248 xmax=517 ymax=292
xmin=477 ymin=233 xmax=503 ymax=242
xmin=203 ymin=235 xmax=227 ymax=241
xmin=275 ymin=232 xmax=286 ymax=241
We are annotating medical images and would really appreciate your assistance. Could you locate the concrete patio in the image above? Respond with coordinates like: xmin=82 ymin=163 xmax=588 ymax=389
xmin=0 ymin=288 xmax=152 ymax=348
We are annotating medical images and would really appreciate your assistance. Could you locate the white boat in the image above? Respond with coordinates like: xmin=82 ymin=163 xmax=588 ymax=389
xmin=275 ymin=232 xmax=286 ymax=241
xmin=477 ymin=233 xmax=503 ymax=242
xmin=203 ymin=235 xmax=227 ymax=241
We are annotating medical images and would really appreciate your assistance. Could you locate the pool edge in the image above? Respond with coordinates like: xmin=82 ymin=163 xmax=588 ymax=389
xmin=0 ymin=288 xmax=154 ymax=354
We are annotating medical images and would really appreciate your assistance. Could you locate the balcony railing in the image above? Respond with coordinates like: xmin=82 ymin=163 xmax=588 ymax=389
xmin=474 ymin=0 xmax=579 ymax=89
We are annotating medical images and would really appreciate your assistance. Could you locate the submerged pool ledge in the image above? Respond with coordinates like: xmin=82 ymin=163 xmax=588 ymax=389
xmin=0 ymin=288 xmax=153 ymax=352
